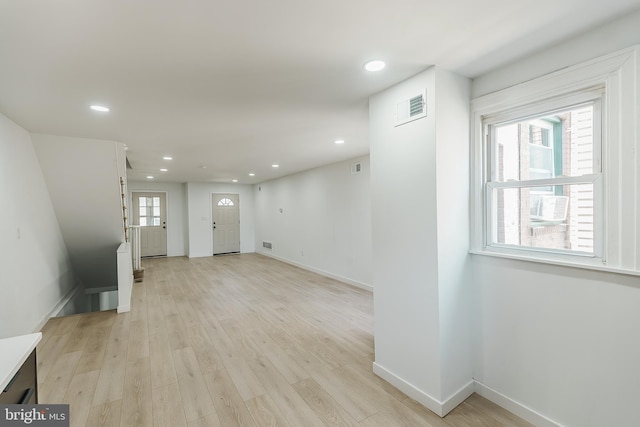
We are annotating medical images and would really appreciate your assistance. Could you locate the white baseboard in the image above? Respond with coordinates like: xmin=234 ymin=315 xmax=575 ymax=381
xmin=117 ymin=304 xmax=130 ymax=313
xmin=33 ymin=283 xmax=82 ymax=332
xmin=372 ymin=362 xmax=562 ymax=425
xmin=372 ymin=362 xmax=474 ymax=417
xmin=474 ymin=381 xmax=563 ymax=427
xmin=257 ymin=250 xmax=373 ymax=292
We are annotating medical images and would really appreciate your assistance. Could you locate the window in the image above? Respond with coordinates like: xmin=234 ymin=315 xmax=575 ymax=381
xmin=217 ymin=198 xmax=234 ymax=206
xmin=484 ymin=97 xmax=602 ymax=256
xmin=139 ymin=196 xmax=161 ymax=226
xmin=470 ymin=46 xmax=640 ymax=274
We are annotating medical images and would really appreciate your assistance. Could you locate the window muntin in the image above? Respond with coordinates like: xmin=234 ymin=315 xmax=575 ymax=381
xmin=138 ymin=196 xmax=161 ymax=227
xmin=484 ymin=99 xmax=602 ymax=256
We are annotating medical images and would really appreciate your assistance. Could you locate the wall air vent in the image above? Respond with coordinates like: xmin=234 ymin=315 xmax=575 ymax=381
xmin=351 ymin=163 xmax=362 ymax=174
xmin=262 ymin=241 xmax=272 ymax=249
xmin=396 ymin=89 xmax=427 ymax=126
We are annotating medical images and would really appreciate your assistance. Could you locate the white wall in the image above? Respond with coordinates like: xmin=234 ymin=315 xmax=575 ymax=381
xmin=186 ymin=182 xmax=255 ymax=257
xmin=32 ymin=134 xmax=125 ymax=289
xmin=0 ymin=113 xmax=76 ymax=338
xmin=369 ymin=67 xmax=472 ymax=415
xmin=128 ymin=181 xmax=188 ymax=257
xmin=254 ymin=156 xmax=372 ymax=289
xmin=370 ymin=68 xmax=442 ymax=401
xmin=470 ymin=14 xmax=640 ymax=427
xmin=434 ymin=68 xmax=473 ymax=402
xmin=473 ymin=8 xmax=640 ymax=98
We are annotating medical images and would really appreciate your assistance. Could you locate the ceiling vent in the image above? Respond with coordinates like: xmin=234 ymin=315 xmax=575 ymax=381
xmin=351 ymin=163 xmax=362 ymax=174
xmin=396 ymin=90 xmax=427 ymax=126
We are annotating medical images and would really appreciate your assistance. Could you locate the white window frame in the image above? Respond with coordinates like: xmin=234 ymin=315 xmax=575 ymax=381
xmin=470 ymin=46 xmax=640 ymax=275
xmin=483 ymin=93 xmax=603 ymax=257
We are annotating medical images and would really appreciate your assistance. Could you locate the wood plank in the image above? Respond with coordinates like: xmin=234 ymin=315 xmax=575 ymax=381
xmin=86 ymin=400 xmax=122 ymax=427
xmin=35 ymin=254 xmax=532 ymax=427
xmin=64 ymin=370 xmax=101 ymax=427
xmin=120 ymin=357 xmax=153 ymax=427
xmin=176 ymin=369 xmax=216 ymax=422
xmin=203 ymin=369 xmax=257 ymax=427
xmin=292 ymin=377 xmax=359 ymax=427
xmin=148 ymin=331 xmax=177 ymax=390
xmin=244 ymin=394 xmax=293 ymax=427
xmin=151 ymin=383 xmax=188 ymax=427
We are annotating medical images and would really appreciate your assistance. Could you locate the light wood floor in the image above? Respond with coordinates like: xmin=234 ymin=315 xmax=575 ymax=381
xmin=37 ymin=254 xmax=532 ymax=427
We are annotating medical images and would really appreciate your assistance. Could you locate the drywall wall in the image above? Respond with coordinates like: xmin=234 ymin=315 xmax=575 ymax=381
xmin=186 ymin=182 xmax=255 ymax=257
xmin=473 ymin=8 xmax=640 ymax=98
xmin=370 ymin=67 xmax=443 ymax=404
xmin=434 ymin=67 xmax=473 ymax=403
xmin=470 ymin=23 xmax=640 ymax=427
xmin=370 ymin=67 xmax=473 ymax=415
xmin=128 ymin=181 xmax=188 ymax=256
xmin=32 ymin=134 xmax=125 ymax=290
xmin=254 ymin=155 xmax=372 ymax=289
xmin=0 ymin=113 xmax=76 ymax=338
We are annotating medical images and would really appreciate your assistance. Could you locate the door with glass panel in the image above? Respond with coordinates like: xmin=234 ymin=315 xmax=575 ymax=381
xmin=132 ymin=192 xmax=167 ymax=257
xmin=212 ymin=193 xmax=240 ymax=255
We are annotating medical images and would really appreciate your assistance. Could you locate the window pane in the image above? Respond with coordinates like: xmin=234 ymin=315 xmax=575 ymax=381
xmin=153 ymin=197 xmax=160 ymax=207
xmin=493 ymin=104 xmax=594 ymax=182
xmin=153 ymin=218 xmax=161 ymax=226
xmin=139 ymin=197 xmax=146 ymax=207
xmin=153 ymin=206 xmax=160 ymax=217
xmin=140 ymin=217 xmax=147 ymax=226
xmin=492 ymin=183 xmax=594 ymax=253
xmin=140 ymin=207 xmax=147 ymax=216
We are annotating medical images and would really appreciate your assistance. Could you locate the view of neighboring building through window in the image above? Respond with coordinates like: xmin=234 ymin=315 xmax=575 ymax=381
xmin=487 ymin=102 xmax=599 ymax=254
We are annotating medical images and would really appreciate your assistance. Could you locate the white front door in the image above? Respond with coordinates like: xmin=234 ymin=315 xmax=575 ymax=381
xmin=212 ymin=193 xmax=240 ymax=255
xmin=132 ymin=192 xmax=167 ymax=257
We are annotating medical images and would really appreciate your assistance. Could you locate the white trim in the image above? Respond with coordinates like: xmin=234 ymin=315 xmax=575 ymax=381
xmin=372 ymin=362 xmax=474 ymax=417
xmin=130 ymin=189 xmax=170 ymax=255
xmin=371 ymin=362 xmax=563 ymax=425
xmin=257 ymin=250 xmax=373 ymax=292
xmin=32 ymin=283 xmax=82 ymax=333
xmin=211 ymin=192 xmax=242 ymax=255
xmin=471 ymin=45 xmax=639 ymax=272
xmin=474 ymin=381 xmax=563 ymax=427
xmin=469 ymin=249 xmax=640 ymax=277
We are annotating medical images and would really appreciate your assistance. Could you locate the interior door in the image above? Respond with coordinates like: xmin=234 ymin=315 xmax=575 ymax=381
xmin=132 ymin=192 xmax=167 ymax=257
xmin=212 ymin=193 xmax=240 ymax=255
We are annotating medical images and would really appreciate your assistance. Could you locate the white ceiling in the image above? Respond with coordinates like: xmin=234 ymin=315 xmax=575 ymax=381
xmin=2 ymin=0 xmax=639 ymax=184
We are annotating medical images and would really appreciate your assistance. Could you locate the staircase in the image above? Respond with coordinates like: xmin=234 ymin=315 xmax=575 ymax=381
xmin=31 ymin=134 xmax=133 ymax=314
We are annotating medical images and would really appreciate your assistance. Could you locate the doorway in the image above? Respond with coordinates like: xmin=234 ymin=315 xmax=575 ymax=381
xmin=212 ymin=193 xmax=240 ymax=255
xmin=132 ymin=192 xmax=168 ymax=257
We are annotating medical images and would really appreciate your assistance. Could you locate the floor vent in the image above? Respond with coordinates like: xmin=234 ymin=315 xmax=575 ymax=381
xmin=263 ymin=241 xmax=272 ymax=249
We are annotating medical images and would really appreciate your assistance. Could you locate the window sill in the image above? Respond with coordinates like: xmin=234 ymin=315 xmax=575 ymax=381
xmin=469 ymin=248 xmax=640 ymax=278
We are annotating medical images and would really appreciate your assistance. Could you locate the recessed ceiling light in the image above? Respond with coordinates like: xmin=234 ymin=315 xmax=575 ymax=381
xmin=364 ymin=60 xmax=385 ymax=72
xmin=163 ymin=156 xmax=173 ymax=160
xmin=334 ymin=139 xmax=345 ymax=144
xmin=232 ymin=179 xmax=238 ymax=183
xmin=199 ymin=165 xmax=208 ymax=169
xmin=272 ymin=164 xmax=279 ymax=168
xmin=249 ymin=173 xmax=255 ymax=176
xmin=147 ymin=176 xmax=154 ymax=179
xmin=90 ymin=105 xmax=110 ymax=112
xmin=160 ymin=168 xmax=168 ymax=172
